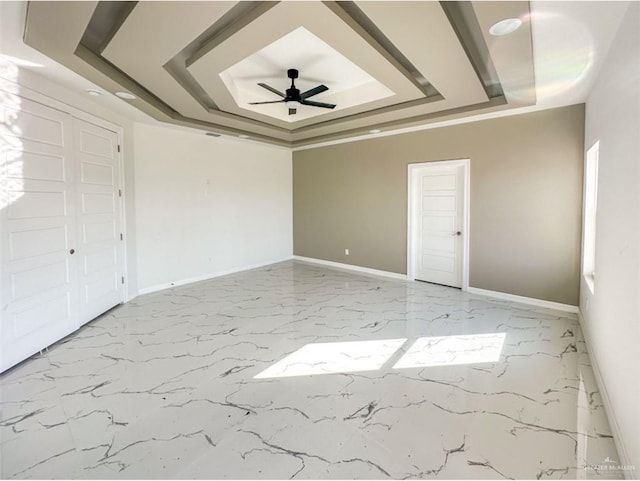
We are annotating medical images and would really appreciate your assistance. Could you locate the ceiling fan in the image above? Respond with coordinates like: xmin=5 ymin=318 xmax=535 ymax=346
xmin=249 ymin=69 xmax=336 ymax=115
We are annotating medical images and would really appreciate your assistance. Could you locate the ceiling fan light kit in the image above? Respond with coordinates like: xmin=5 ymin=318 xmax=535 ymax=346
xmin=249 ymin=68 xmax=336 ymax=116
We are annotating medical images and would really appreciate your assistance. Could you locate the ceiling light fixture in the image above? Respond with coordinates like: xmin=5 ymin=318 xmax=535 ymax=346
xmin=369 ymin=129 xmax=381 ymax=134
xmin=86 ymin=89 xmax=101 ymax=96
xmin=238 ymin=134 xmax=250 ymax=139
xmin=115 ymin=91 xmax=136 ymax=100
xmin=489 ymin=18 xmax=522 ymax=36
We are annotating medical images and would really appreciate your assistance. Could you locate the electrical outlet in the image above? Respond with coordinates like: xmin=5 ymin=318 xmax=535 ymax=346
xmin=345 ymin=248 xmax=349 ymax=255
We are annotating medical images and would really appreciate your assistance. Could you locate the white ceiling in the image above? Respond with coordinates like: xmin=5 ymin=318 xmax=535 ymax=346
xmin=220 ymin=27 xmax=394 ymax=122
xmin=0 ymin=1 xmax=631 ymax=148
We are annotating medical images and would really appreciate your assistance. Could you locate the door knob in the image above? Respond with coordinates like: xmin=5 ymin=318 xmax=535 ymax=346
xmin=69 ymin=249 xmax=75 ymax=254
xmin=454 ymin=231 xmax=461 ymax=236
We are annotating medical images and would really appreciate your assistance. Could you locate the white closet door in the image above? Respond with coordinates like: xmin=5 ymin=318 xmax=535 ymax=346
xmin=73 ymin=118 xmax=124 ymax=325
xmin=1 ymin=95 xmax=79 ymax=372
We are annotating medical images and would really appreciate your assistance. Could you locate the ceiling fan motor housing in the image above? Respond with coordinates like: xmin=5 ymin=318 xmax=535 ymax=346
xmin=286 ymin=88 xmax=301 ymax=101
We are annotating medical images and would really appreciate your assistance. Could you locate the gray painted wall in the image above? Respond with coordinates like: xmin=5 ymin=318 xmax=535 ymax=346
xmin=581 ymin=2 xmax=640 ymax=473
xmin=293 ymin=104 xmax=585 ymax=305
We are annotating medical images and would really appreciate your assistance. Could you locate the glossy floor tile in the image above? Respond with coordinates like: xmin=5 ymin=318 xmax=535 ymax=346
xmin=0 ymin=260 xmax=623 ymax=479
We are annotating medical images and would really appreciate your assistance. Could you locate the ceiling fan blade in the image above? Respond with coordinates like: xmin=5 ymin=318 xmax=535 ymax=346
xmin=300 ymin=84 xmax=328 ymax=99
xmin=288 ymin=108 xmax=297 ymax=115
xmin=249 ymin=100 xmax=285 ymax=105
xmin=258 ymin=83 xmax=285 ymax=98
xmin=301 ymin=99 xmax=336 ymax=109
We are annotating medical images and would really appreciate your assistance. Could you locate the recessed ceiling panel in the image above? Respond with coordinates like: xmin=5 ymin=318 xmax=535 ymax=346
xmin=187 ymin=1 xmax=424 ymax=128
xmin=101 ymin=1 xmax=235 ymax=121
xmin=219 ymin=27 xmax=395 ymax=123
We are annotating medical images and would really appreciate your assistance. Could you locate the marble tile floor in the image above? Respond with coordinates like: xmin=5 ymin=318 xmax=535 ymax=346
xmin=0 ymin=260 xmax=624 ymax=479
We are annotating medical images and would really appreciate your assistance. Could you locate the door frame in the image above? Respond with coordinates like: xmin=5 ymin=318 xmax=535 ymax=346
xmin=407 ymin=159 xmax=470 ymax=290
xmin=0 ymin=79 xmax=130 ymax=302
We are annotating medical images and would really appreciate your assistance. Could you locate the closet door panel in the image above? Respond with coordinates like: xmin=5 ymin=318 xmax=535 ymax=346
xmin=1 ymin=95 xmax=79 ymax=372
xmin=73 ymin=118 xmax=124 ymax=324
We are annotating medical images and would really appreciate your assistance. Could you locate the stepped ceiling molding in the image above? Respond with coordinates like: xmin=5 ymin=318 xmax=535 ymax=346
xmin=24 ymin=1 xmax=536 ymax=147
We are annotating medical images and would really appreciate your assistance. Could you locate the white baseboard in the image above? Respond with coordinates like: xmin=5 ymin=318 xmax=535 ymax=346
xmin=137 ymin=256 xmax=293 ymax=296
xmin=467 ymin=287 xmax=579 ymax=313
xmin=124 ymin=290 xmax=138 ymax=303
xmin=293 ymin=256 xmax=407 ymax=280
xmin=578 ymin=310 xmax=636 ymax=479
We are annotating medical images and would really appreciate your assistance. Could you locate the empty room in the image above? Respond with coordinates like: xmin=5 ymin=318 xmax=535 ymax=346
xmin=1 ymin=1 xmax=638 ymax=479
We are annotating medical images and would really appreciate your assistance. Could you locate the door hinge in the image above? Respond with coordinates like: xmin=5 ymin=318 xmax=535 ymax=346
xmin=121 ymin=276 xmax=125 ymax=285
xmin=120 ymin=233 xmax=123 ymax=241
xmin=117 ymin=145 xmax=121 ymax=153
xmin=118 ymin=189 xmax=122 ymax=197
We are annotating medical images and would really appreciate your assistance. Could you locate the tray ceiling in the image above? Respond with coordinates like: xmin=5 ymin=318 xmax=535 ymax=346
xmin=23 ymin=1 xmax=536 ymax=147
xmin=218 ymin=27 xmax=395 ymax=123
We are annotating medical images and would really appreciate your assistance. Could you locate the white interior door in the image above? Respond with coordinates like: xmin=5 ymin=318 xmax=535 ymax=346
xmin=73 ymin=118 xmax=124 ymax=325
xmin=414 ymin=164 xmax=464 ymax=287
xmin=1 ymin=96 xmax=80 ymax=371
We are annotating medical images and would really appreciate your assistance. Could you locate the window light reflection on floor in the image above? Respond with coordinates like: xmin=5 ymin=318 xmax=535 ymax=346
xmin=393 ymin=333 xmax=507 ymax=369
xmin=254 ymin=338 xmax=407 ymax=379
xmin=254 ymin=333 xmax=507 ymax=379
